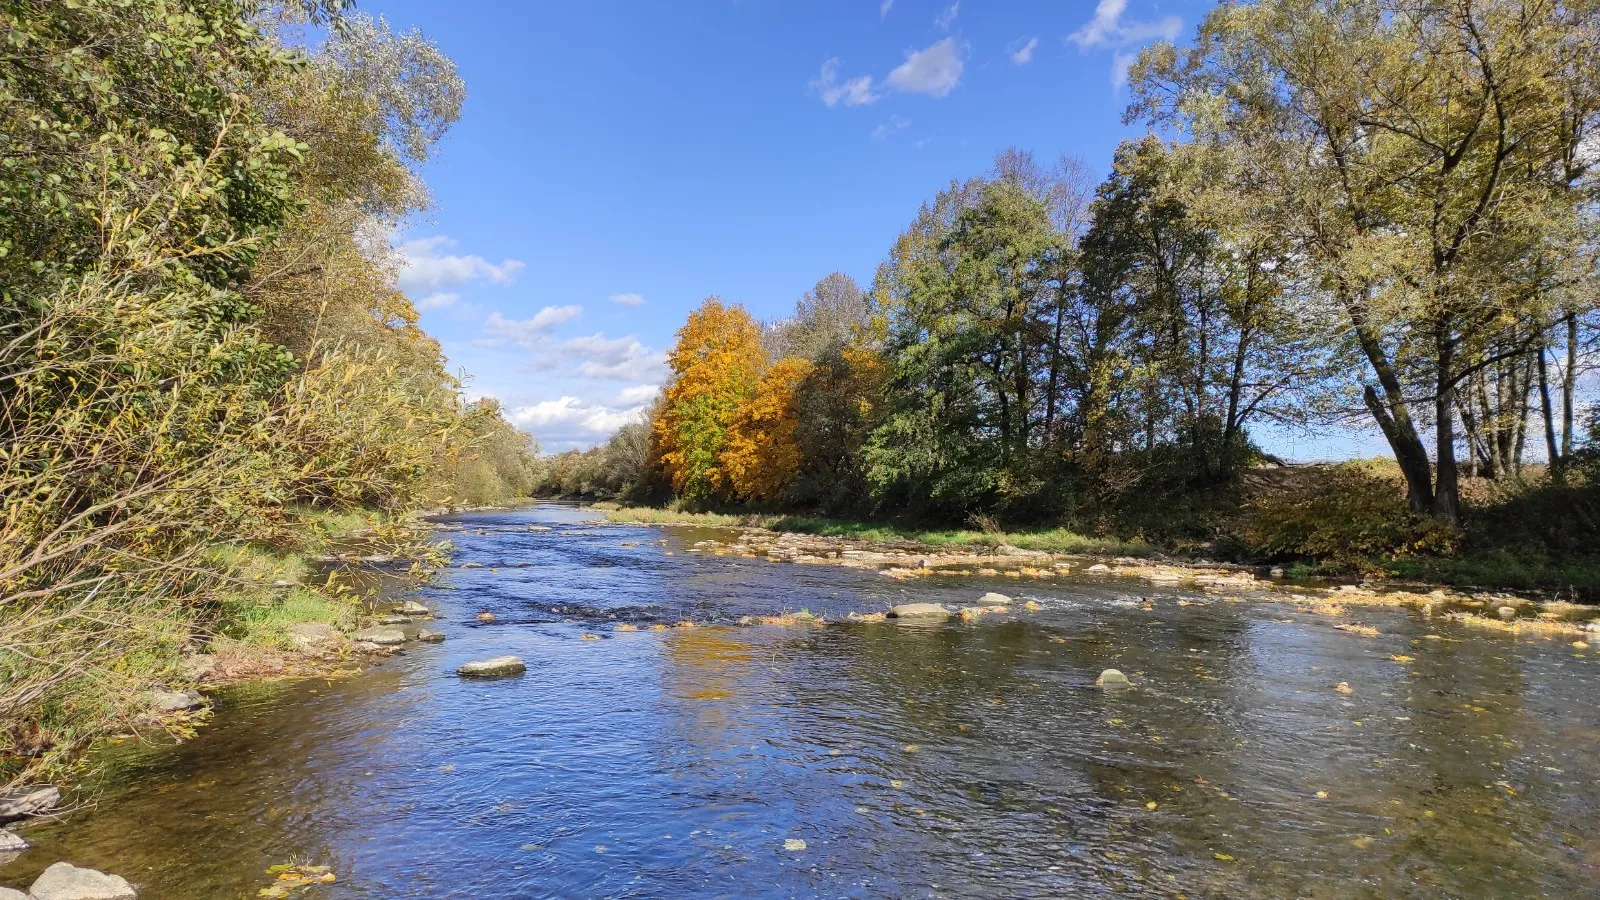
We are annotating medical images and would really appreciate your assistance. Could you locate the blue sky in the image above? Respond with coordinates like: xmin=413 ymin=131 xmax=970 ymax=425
xmin=365 ymin=0 xmax=1377 ymax=458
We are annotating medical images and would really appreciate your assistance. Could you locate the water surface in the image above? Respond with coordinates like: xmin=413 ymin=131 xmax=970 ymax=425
xmin=7 ymin=504 xmax=1600 ymax=898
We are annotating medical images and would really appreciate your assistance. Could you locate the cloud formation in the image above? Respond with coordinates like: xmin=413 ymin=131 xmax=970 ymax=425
xmin=809 ymin=58 xmax=878 ymax=108
xmin=1010 ymin=37 xmax=1039 ymax=65
xmin=561 ymin=333 xmax=668 ymax=382
xmin=871 ymin=115 xmax=911 ymax=142
xmin=416 ymin=291 xmax=460 ymax=311
xmin=886 ymin=38 xmax=966 ymax=98
xmin=880 ymin=0 xmax=893 ymax=18
xmin=1068 ymin=0 xmax=1181 ymax=49
xmin=397 ymin=236 xmax=524 ymax=293
xmin=1067 ymin=0 xmax=1182 ymax=89
xmin=934 ymin=2 xmax=959 ymax=31
xmin=616 ymin=384 xmax=660 ymax=405
xmin=506 ymin=396 xmax=647 ymax=448
xmin=482 ymin=306 xmax=583 ymax=347
xmin=609 ymin=292 xmax=645 ymax=307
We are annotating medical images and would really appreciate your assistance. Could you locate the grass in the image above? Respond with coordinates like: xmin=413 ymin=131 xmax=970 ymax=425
xmin=600 ymin=506 xmax=1154 ymax=557
xmin=1381 ymin=550 xmax=1600 ymax=598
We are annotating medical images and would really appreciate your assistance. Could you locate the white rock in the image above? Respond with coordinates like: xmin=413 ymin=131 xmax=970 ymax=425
xmin=0 ymin=786 xmax=58 ymax=823
xmin=457 ymin=656 xmax=526 ymax=676
xmin=975 ymin=592 xmax=1012 ymax=606
xmin=351 ymin=627 xmax=406 ymax=646
xmin=144 ymin=689 xmax=202 ymax=713
xmin=0 ymin=829 xmax=27 ymax=851
xmin=27 ymin=862 xmax=137 ymax=900
xmin=1086 ymin=563 xmax=1111 ymax=573
xmin=1096 ymin=669 xmax=1132 ymax=689
xmin=887 ymin=603 xmax=950 ymax=619
xmin=0 ymin=888 xmax=26 ymax=900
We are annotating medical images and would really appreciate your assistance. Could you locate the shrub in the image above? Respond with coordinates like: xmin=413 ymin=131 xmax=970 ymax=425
xmin=1241 ymin=462 xmax=1461 ymax=567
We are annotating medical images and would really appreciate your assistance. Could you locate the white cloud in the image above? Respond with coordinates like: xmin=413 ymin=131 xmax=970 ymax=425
xmin=417 ymin=291 xmax=460 ymax=311
xmin=561 ymin=333 xmax=669 ymax=382
xmin=482 ymin=306 xmax=583 ymax=346
xmin=1010 ymin=37 xmax=1039 ymax=65
xmin=879 ymin=0 xmax=893 ymax=19
xmin=1068 ymin=0 xmax=1181 ymax=49
xmin=886 ymin=38 xmax=965 ymax=98
xmin=616 ymin=384 xmax=660 ymax=405
xmin=609 ymin=292 xmax=645 ymax=307
xmin=810 ymin=58 xmax=878 ymax=108
xmin=397 ymin=236 xmax=524 ymax=293
xmin=934 ymin=2 xmax=958 ymax=31
xmin=1112 ymin=51 xmax=1138 ymax=89
xmin=1068 ymin=0 xmax=1182 ymax=90
xmin=871 ymin=115 xmax=911 ymax=141
xmin=506 ymin=396 xmax=646 ymax=446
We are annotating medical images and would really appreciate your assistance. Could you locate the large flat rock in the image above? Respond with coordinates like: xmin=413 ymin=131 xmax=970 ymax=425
xmin=28 ymin=862 xmax=137 ymax=899
xmin=457 ymin=656 xmax=526 ymax=676
xmin=888 ymin=603 xmax=950 ymax=619
xmin=0 ymin=786 xmax=58 ymax=823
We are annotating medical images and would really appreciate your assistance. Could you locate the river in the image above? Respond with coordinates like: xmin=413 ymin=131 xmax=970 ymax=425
xmin=7 ymin=504 xmax=1600 ymax=898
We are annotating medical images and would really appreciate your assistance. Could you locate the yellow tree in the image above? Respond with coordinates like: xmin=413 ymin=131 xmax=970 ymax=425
xmin=723 ymin=356 xmax=815 ymax=502
xmin=653 ymin=298 xmax=767 ymax=502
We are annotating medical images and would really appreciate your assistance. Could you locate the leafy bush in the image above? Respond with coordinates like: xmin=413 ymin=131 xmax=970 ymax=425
xmin=1241 ymin=462 xmax=1461 ymax=567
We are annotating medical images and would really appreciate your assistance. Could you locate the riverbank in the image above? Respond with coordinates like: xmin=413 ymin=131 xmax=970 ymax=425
xmin=596 ymin=503 xmax=1600 ymax=637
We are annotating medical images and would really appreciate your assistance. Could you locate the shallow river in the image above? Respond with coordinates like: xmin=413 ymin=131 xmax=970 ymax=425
xmin=8 ymin=504 xmax=1600 ymax=898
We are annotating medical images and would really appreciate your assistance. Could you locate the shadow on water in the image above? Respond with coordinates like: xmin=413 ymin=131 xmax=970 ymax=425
xmin=6 ymin=502 xmax=1600 ymax=898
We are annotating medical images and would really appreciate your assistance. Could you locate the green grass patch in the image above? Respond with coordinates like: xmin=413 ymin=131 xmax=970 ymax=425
xmin=222 ymin=586 xmax=356 ymax=650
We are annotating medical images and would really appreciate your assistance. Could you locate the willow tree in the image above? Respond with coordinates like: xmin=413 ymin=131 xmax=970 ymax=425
xmin=1131 ymin=0 xmax=1600 ymax=524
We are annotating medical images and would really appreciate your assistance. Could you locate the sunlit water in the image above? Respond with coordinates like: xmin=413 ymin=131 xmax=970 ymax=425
xmin=7 ymin=504 xmax=1600 ymax=898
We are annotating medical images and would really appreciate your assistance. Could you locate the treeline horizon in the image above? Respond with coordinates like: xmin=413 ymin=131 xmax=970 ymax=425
xmin=532 ymin=0 xmax=1600 ymax=561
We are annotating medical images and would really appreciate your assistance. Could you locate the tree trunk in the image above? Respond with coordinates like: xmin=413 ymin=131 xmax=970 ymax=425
xmin=1538 ymin=340 xmax=1562 ymax=484
xmin=1351 ymin=310 xmax=1434 ymax=513
xmin=1433 ymin=335 xmax=1461 ymax=525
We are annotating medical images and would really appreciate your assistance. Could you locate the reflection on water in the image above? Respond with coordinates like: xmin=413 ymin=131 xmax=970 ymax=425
xmin=6 ymin=504 xmax=1600 ymax=898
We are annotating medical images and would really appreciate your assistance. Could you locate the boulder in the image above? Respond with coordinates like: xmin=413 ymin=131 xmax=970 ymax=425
xmin=457 ymin=656 xmax=526 ymax=677
xmin=286 ymin=622 xmax=344 ymax=653
xmin=177 ymin=654 xmax=215 ymax=682
xmin=27 ymin=862 xmax=137 ymax=900
xmin=1096 ymin=668 xmax=1132 ymax=689
xmin=415 ymin=629 xmax=445 ymax=643
xmin=144 ymin=689 xmax=202 ymax=714
xmin=393 ymin=601 xmax=431 ymax=617
xmin=351 ymin=627 xmax=406 ymax=646
xmin=0 ymin=887 xmax=25 ymax=900
xmin=0 ymin=786 xmax=59 ymax=823
xmin=975 ymin=592 xmax=1012 ymax=607
xmin=888 ymin=603 xmax=950 ymax=619
xmin=1086 ymin=563 xmax=1111 ymax=573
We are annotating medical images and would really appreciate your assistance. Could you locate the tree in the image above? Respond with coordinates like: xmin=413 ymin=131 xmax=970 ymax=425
xmin=722 ymin=357 xmax=814 ymax=502
xmin=1131 ymin=0 xmax=1600 ymax=523
xmin=653 ymin=298 xmax=767 ymax=502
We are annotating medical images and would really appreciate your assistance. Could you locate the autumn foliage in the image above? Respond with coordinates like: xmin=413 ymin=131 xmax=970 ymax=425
xmin=653 ymin=298 xmax=768 ymax=502
xmin=723 ymin=356 xmax=815 ymax=501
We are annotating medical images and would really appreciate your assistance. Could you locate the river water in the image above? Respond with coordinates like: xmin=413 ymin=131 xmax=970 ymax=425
xmin=7 ymin=504 xmax=1600 ymax=898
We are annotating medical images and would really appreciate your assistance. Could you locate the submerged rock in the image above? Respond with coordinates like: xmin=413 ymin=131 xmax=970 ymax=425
xmin=1096 ymin=669 xmax=1131 ymax=689
xmin=351 ymin=627 xmax=406 ymax=646
xmin=459 ymin=562 xmax=484 ymax=569
xmin=888 ymin=603 xmax=950 ymax=619
xmin=975 ymin=592 xmax=1012 ymax=606
xmin=27 ymin=862 xmax=137 ymax=899
xmin=458 ymin=656 xmax=526 ymax=677
xmin=0 ymin=785 xmax=59 ymax=823
xmin=415 ymin=629 xmax=445 ymax=643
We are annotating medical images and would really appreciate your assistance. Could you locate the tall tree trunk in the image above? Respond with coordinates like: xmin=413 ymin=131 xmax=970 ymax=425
xmin=1562 ymin=312 xmax=1578 ymax=461
xmin=1351 ymin=307 xmax=1434 ymax=512
xmin=1433 ymin=333 xmax=1461 ymax=525
xmin=1538 ymin=339 xmax=1562 ymax=484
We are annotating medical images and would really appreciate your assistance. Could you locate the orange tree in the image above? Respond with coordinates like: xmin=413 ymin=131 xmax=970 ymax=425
xmin=653 ymin=298 xmax=767 ymax=502
xmin=723 ymin=356 xmax=815 ymax=502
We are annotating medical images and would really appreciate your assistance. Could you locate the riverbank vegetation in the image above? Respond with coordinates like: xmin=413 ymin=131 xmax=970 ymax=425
xmin=1 ymin=0 xmax=533 ymax=780
xmin=540 ymin=0 xmax=1600 ymax=594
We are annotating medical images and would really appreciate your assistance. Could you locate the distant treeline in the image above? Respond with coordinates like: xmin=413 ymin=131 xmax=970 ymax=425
xmin=538 ymin=0 xmax=1600 ymax=558
xmin=1 ymin=0 xmax=534 ymax=770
